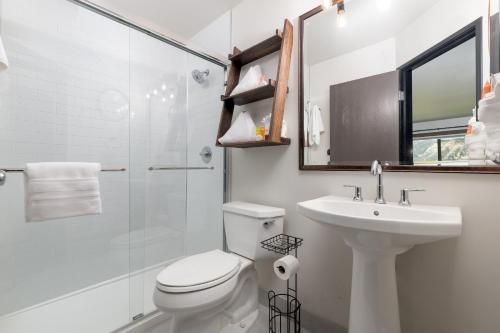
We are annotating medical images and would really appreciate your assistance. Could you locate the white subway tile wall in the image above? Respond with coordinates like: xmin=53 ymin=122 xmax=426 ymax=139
xmin=0 ymin=0 xmax=131 ymax=317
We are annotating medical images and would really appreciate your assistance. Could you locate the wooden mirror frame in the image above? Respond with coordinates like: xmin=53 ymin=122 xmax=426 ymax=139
xmin=298 ymin=5 xmax=500 ymax=174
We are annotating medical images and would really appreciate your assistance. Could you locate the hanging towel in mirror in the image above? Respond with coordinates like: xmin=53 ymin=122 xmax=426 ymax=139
xmin=305 ymin=104 xmax=324 ymax=147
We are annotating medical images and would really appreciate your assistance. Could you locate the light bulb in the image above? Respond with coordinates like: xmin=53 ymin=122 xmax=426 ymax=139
xmin=377 ymin=0 xmax=391 ymax=11
xmin=161 ymin=83 xmax=167 ymax=91
xmin=153 ymin=89 xmax=158 ymax=95
xmin=337 ymin=3 xmax=347 ymax=28
xmin=162 ymin=97 xmax=166 ymax=103
xmin=337 ymin=12 xmax=346 ymax=27
xmin=322 ymin=0 xmax=332 ymax=9
xmin=146 ymin=93 xmax=151 ymax=99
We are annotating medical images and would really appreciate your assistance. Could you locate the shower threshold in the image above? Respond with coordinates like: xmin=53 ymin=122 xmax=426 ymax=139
xmin=0 ymin=262 xmax=170 ymax=333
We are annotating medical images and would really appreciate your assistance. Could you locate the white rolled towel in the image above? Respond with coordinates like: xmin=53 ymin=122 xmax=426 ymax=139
xmin=25 ymin=162 xmax=102 ymax=222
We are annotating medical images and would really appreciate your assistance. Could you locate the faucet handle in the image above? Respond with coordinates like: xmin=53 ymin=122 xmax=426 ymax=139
xmin=344 ymin=185 xmax=363 ymax=202
xmin=399 ymin=188 xmax=425 ymax=206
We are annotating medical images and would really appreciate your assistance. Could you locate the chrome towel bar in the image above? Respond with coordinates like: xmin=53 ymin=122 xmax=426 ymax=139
xmin=0 ymin=166 xmax=215 ymax=186
xmin=0 ymin=168 xmax=127 ymax=173
xmin=148 ymin=166 xmax=214 ymax=171
xmin=0 ymin=167 xmax=126 ymax=186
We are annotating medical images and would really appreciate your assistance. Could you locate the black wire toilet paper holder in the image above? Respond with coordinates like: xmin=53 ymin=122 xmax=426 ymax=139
xmin=261 ymin=234 xmax=303 ymax=333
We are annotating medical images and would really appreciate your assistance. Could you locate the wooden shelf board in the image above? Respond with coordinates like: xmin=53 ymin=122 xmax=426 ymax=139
xmin=221 ymin=80 xmax=288 ymax=106
xmin=229 ymin=30 xmax=283 ymax=66
xmin=217 ymin=137 xmax=291 ymax=148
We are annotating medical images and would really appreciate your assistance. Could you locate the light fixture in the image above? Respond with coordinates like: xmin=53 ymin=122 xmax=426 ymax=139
xmin=0 ymin=36 xmax=9 ymax=72
xmin=153 ymin=89 xmax=158 ymax=95
xmin=322 ymin=0 xmax=333 ymax=9
xmin=337 ymin=1 xmax=347 ymax=28
xmin=146 ymin=93 xmax=151 ymax=99
xmin=377 ymin=0 xmax=391 ymax=11
xmin=161 ymin=83 xmax=167 ymax=91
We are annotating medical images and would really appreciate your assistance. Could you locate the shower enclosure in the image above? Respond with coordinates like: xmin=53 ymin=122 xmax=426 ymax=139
xmin=0 ymin=0 xmax=226 ymax=332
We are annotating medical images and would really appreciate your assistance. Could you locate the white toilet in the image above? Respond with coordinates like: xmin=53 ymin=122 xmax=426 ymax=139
xmin=153 ymin=201 xmax=285 ymax=333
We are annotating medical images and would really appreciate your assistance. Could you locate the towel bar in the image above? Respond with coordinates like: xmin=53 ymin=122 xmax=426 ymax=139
xmin=0 ymin=168 xmax=127 ymax=173
xmin=148 ymin=166 xmax=214 ymax=171
xmin=0 ymin=167 xmax=126 ymax=186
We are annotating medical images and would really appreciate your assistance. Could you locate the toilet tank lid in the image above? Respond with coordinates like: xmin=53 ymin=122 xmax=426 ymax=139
xmin=223 ymin=201 xmax=285 ymax=218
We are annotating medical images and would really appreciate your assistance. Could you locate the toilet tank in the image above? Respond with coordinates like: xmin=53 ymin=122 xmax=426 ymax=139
xmin=223 ymin=202 xmax=285 ymax=260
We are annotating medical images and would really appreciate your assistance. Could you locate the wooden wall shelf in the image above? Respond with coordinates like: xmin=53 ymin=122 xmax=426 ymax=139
xmin=228 ymin=30 xmax=283 ymax=66
xmin=216 ymin=19 xmax=294 ymax=149
xmin=221 ymin=79 xmax=289 ymax=106
xmin=217 ymin=137 xmax=291 ymax=148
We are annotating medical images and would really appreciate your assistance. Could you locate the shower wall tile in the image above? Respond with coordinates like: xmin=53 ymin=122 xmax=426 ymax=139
xmin=0 ymin=0 xmax=130 ymax=319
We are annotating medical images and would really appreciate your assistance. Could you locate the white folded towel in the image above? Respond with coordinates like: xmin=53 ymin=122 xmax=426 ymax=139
xmin=25 ymin=162 xmax=102 ymax=222
xmin=230 ymin=65 xmax=267 ymax=96
xmin=218 ymin=111 xmax=257 ymax=144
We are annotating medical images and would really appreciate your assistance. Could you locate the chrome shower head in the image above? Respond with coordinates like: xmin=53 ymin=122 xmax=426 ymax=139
xmin=192 ymin=69 xmax=210 ymax=84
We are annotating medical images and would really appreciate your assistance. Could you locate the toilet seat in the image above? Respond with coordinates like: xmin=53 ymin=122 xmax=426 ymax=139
xmin=157 ymin=250 xmax=241 ymax=293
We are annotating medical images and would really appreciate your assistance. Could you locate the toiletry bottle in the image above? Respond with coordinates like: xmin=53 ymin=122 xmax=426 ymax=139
xmin=465 ymin=108 xmax=487 ymax=160
xmin=256 ymin=117 xmax=266 ymax=141
xmin=263 ymin=114 xmax=272 ymax=136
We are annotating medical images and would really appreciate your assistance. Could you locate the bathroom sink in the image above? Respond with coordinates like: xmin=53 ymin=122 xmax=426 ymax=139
xmin=297 ymin=195 xmax=461 ymax=245
xmin=297 ymin=195 xmax=462 ymax=333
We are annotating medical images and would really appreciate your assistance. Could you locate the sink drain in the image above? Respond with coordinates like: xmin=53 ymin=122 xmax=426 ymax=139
xmin=373 ymin=210 xmax=380 ymax=216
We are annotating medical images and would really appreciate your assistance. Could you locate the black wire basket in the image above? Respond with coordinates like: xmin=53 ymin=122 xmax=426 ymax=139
xmin=261 ymin=234 xmax=303 ymax=256
xmin=268 ymin=291 xmax=301 ymax=333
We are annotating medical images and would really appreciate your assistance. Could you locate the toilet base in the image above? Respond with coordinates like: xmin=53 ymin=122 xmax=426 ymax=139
xmin=153 ymin=259 xmax=259 ymax=333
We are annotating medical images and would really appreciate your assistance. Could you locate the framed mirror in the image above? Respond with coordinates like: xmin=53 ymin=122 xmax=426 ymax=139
xmin=299 ymin=0 xmax=500 ymax=173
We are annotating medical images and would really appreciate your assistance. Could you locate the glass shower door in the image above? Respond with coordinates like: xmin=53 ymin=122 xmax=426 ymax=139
xmin=129 ymin=29 xmax=189 ymax=319
xmin=0 ymin=0 xmax=132 ymax=331
xmin=129 ymin=36 xmax=226 ymax=319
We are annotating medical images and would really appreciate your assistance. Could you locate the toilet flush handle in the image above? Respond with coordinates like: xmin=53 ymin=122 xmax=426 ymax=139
xmin=263 ymin=220 xmax=276 ymax=228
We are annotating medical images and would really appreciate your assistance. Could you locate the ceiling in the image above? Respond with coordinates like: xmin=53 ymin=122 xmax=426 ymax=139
xmin=89 ymin=0 xmax=243 ymax=41
xmin=413 ymin=38 xmax=476 ymax=123
xmin=305 ymin=0 xmax=438 ymax=65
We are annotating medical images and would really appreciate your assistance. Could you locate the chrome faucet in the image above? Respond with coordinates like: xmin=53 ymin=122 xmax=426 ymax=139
xmin=371 ymin=160 xmax=386 ymax=204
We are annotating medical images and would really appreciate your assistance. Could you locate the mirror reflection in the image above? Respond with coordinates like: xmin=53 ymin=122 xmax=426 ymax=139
xmin=302 ymin=0 xmax=500 ymax=169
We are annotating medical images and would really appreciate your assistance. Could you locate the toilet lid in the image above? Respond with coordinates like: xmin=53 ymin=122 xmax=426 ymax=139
xmin=157 ymin=250 xmax=240 ymax=293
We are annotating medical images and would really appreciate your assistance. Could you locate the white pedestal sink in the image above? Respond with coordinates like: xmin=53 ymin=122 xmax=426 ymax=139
xmin=297 ymin=196 xmax=462 ymax=333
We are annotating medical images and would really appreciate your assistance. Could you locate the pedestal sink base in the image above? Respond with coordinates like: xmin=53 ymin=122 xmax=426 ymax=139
xmin=347 ymin=243 xmax=410 ymax=333
xmin=297 ymin=196 xmax=462 ymax=333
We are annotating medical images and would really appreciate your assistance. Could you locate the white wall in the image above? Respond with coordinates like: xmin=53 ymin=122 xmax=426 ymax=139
xmin=228 ymin=0 xmax=500 ymax=332
xmin=190 ymin=11 xmax=232 ymax=62
xmin=305 ymin=38 xmax=396 ymax=165
xmin=396 ymin=0 xmax=498 ymax=80
xmin=88 ymin=0 xmax=189 ymax=44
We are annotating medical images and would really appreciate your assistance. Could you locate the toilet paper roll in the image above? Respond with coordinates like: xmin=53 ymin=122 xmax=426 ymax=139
xmin=273 ymin=255 xmax=300 ymax=281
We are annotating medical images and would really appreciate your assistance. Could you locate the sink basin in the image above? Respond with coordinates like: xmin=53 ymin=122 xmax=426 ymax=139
xmin=297 ymin=195 xmax=462 ymax=333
